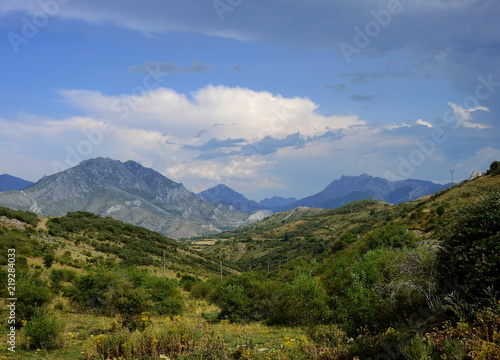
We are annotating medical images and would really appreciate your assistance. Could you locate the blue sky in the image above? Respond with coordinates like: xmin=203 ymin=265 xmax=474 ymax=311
xmin=1 ymin=0 xmax=499 ymax=200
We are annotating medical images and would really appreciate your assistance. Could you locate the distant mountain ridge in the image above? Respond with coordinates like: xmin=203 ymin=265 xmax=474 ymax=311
xmin=0 ymin=158 xmax=249 ymax=238
xmin=197 ymin=174 xmax=449 ymax=214
xmin=198 ymin=185 xmax=297 ymax=213
xmin=198 ymin=184 xmax=262 ymax=213
xmin=259 ymin=196 xmax=297 ymax=209
xmin=0 ymin=174 xmax=34 ymax=192
xmin=280 ymin=173 xmax=451 ymax=211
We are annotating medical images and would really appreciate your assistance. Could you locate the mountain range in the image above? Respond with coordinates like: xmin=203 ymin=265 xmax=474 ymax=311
xmin=0 ymin=157 xmax=451 ymax=238
xmin=0 ymin=158 xmax=249 ymax=238
xmin=197 ymin=184 xmax=296 ymax=213
xmin=279 ymin=173 xmax=451 ymax=211
xmin=199 ymin=174 xmax=451 ymax=213
xmin=0 ymin=174 xmax=34 ymax=192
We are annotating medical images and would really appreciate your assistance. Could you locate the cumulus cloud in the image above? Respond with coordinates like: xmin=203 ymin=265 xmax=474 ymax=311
xmin=447 ymin=102 xmax=491 ymax=129
xmin=59 ymin=85 xmax=365 ymax=144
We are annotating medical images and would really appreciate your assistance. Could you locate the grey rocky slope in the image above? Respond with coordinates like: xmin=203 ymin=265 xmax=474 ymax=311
xmin=0 ymin=158 xmax=249 ymax=238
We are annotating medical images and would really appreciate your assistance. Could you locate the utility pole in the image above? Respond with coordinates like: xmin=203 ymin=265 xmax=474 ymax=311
xmin=220 ymin=261 xmax=223 ymax=279
xmin=450 ymin=169 xmax=455 ymax=184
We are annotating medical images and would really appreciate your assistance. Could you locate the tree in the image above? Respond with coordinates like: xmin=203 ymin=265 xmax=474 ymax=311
xmin=486 ymin=160 xmax=500 ymax=175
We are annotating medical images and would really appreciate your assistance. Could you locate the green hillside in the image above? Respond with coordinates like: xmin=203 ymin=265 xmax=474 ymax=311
xmin=188 ymin=171 xmax=500 ymax=271
xmin=0 ymin=164 xmax=499 ymax=359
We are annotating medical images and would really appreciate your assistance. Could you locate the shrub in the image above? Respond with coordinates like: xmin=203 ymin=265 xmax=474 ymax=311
xmin=365 ymin=223 xmax=418 ymax=249
xmin=436 ymin=205 xmax=445 ymax=216
xmin=179 ymin=275 xmax=200 ymax=291
xmin=401 ymin=335 xmax=432 ymax=360
xmin=67 ymin=272 xmax=118 ymax=314
xmin=24 ymin=306 xmax=63 ymax=350
xmin=437 ymin=192 xmax=500 ymax=301
xmin=15 ymin=271 xmax=52 ymax=327
xmin=43 ymin=253 xmax=56 ymax=268
xmin=486 ymin=160 xmax=500 ymax=175
xmin=50 ymin=268 xmax=77 ymax=292
xmin=267 ymin=274 xmax=330 ymax=326
xmin=190 ymin=281 xmax=213 ymax=300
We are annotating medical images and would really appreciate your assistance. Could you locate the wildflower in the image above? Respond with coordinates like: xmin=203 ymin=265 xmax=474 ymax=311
xmin=94 ymin=334 xmax=107 ymax=345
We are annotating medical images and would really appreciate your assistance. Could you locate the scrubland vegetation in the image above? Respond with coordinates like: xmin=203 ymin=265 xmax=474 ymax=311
xmin=1 ymin=163 xmax=499 ymax=359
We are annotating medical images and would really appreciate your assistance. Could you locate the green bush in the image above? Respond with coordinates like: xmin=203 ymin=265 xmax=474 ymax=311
xmin=179 ymin=275 xmax=200 ymax=291
xmin=15 ymin=271 xmax=52 ymax=327
xmin=0 ymin=206 xmax=39 ymax=226
xmin=267 ymin=274 xmax=330 ymax=326
xmin=43 ymin=253 xmax=55 ymax=268
xmin=486 ymin=160 xmax=500 ymax=175
xmin=209 ymin=274 xmax=275 ymax=323
xmin=50 ymin=268 xmax=77 ymax=292
xmin=190 ymin=281 xmax=213 ymax=300
xmin=438 ymin=192 xmax=500 ymax=301
xmin=24 ymin=306 xmax=63 ymax=350
xmin=67 ymin=272 xmax=118 ymax=315
xmin=436 ymin=205 xmax=445 ymax=216
xmin=67 ymin=270 xmax=184 ymax=329
xmin=365 ymin=223 xmax=418 ymax=249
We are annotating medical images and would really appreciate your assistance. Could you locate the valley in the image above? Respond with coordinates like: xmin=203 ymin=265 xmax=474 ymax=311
xmin=0 ymin=162 xmax=499 ymax=359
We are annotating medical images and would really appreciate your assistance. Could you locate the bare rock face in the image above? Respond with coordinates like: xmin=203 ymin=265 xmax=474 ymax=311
xmin=468 ymin=170 xmax=484 ymax=181
xmin=0 ymin=158 xmax=249 ymax=238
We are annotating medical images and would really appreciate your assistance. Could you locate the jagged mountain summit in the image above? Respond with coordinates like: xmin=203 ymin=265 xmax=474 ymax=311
xmin=0 ymin=158 xmax=249 ymax=238
xmin=0 ymin=174 xmax=34 ymax=192
xmin=280 ymin=173 xmax=451 ymax=211
xmin=198 ymin=184 xmax=262 ymax=213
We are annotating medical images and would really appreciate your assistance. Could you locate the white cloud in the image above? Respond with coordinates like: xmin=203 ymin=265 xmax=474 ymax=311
xmin=447 ymin=102 xmax=491 ymax=129
xmin=416 ymin=119 xmax=433 ymax=128
xmin=59 ymin=85 xmax=365 ymax=143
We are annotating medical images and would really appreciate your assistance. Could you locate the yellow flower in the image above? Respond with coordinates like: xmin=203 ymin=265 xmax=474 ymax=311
xmin=94 ymin=334 xmax=107 ymax=344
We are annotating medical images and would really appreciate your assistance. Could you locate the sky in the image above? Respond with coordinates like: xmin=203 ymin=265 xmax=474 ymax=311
xmin=0 ymin=0 xmax=499 ymax=201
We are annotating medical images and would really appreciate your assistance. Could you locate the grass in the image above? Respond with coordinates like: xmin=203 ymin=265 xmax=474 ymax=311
xmin=0 ymin=298 xmax=309 ymax=360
